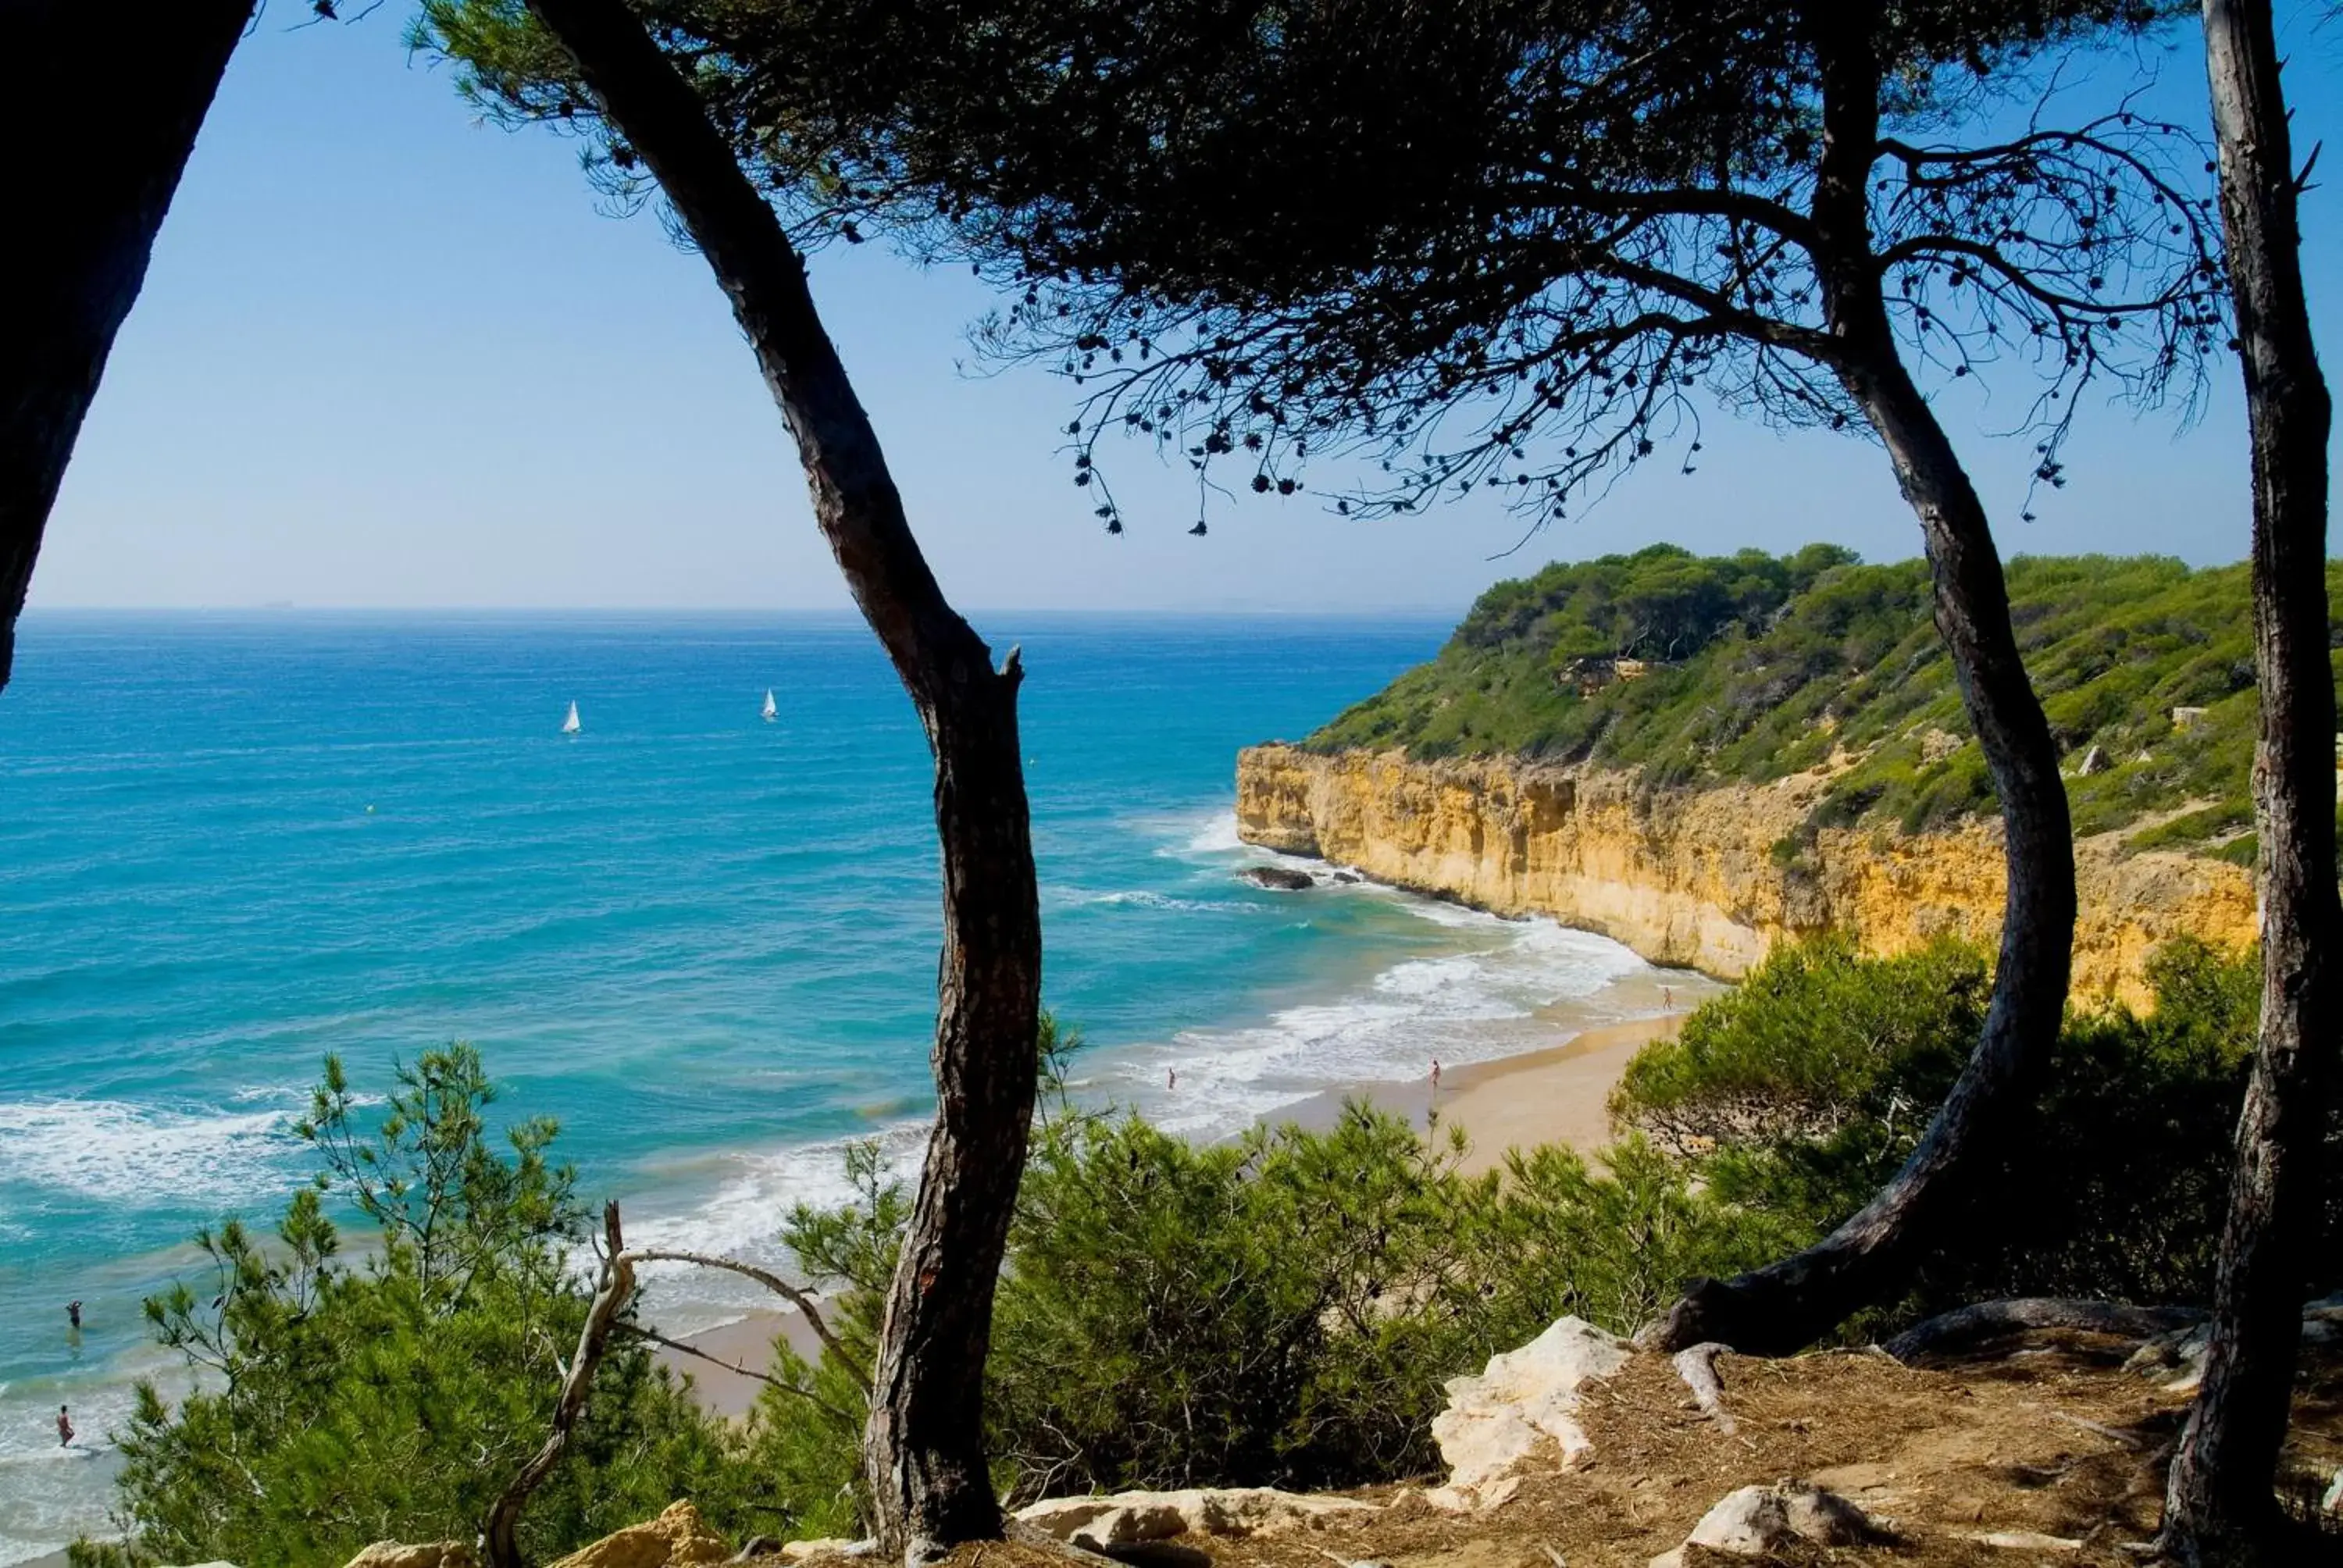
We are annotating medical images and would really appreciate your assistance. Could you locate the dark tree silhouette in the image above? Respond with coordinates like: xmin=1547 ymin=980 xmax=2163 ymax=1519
xmin=470 ymin=2 xmax=1043 ymax=1559
xmin=2 ymin=1 xmax=256 ymax=691
xmin=2159 ymin=1 xmax=2338 ymax=1559
xmin=572 ymin=0 xmax=2225 ymax=1354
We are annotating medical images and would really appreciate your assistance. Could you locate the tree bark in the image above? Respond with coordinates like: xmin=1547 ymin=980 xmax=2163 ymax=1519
xmin=516 ymin=4 xmax=1042 ymax=1561
xmin=2 ymin=1 xmax=254 ymax=692
xmin=2160 ymin=2 xmax=2339 ymax=1559
xmin=1650 ymin=5 xmax=2077 ymax=1356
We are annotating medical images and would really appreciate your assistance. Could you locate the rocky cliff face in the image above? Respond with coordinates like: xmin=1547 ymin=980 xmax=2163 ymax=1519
xmin=1236 ymin=744 xmax=2258 ymax=1009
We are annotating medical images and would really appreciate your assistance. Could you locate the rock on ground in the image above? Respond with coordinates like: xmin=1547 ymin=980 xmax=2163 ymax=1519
xmin=345 ymin=1545 xmax=476 ymax=1568
xmin=1648 ymin=1481 xmax=1883 ymax=1566
xmin=1015 ymin=1488 xmax=1377 ymax=1551
xmin=550 ymin=1502 xmax=732 ymax=1568
xmin=1428 ymin=1316 xmax=1635 ymax=1506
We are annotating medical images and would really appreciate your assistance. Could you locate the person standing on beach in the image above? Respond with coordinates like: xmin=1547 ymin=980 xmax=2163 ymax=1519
xmin=1429 ymin=1058 xmax=1441 ymax=1095
xmin=56 ymin=1406 xmax=73 ymax=1448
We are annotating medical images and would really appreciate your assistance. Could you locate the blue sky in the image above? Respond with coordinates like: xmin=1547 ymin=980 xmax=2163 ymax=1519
xmin=31 ymin=6 xmax=2343 ymax=614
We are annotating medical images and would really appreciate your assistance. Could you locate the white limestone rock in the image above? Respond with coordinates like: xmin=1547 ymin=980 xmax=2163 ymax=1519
xmin=1429 ymin=1315 xmax=1634 ymax=1504
xmin=1648 ymin=1481 xmax=1884 ymax=1568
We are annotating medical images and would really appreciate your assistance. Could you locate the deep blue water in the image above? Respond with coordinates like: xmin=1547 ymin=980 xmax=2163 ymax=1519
xmin=0 ymin=612 xmax=1681 ymax=1558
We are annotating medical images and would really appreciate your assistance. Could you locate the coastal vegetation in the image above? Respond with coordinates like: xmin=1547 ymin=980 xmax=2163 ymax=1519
xmin=85 ymin=1048 xmax=749 ymax=1568
xmin=1310 ymin=544 xmax=2335 ymax=862
xmin=100 ymin=943 xmax=2311 ymax=1563
xmin=9 ymin=0 xmax=2331 ymax=1554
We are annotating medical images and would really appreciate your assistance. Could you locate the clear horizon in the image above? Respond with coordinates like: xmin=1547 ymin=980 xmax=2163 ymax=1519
xmin=30 ymin=11 xmax=2343 ymax=615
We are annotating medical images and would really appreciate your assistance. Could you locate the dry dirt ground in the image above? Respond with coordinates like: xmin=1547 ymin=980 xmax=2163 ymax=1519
xmin=855 ymin=1338 xmax=2343 ymax=1568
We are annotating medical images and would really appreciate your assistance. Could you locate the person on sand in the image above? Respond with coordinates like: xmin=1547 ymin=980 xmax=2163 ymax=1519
xmin=1429 ymin=1058 xmax=1441 ymax=1094
xmin=56 ymin=1406 xmax=73 ymax=1448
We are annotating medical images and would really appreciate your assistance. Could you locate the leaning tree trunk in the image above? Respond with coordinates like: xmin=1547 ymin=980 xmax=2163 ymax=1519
xmin=2 ymin=0 xmax=255 ymax=691
xmin=1651 ymin=12 xmax=2076 ymax=1356
xmin=2160 ymin=2 xmax=2339 ymax=1559
xmin=518 ymin=3 xmax=1042 ymax=1561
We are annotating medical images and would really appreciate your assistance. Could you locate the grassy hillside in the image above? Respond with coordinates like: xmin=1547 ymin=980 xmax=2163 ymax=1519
xmin=1310 ymin=544 xmax=2343 ymax=861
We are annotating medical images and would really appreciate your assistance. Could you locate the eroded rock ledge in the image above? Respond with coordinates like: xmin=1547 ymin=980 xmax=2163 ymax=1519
xmin=1235 ymin=743 xmax=2257 ymax=1010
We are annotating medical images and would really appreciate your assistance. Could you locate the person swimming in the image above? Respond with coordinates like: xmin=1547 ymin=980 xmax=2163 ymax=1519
xmin=66 ymin=1300 xmax=81 ymax=1331
xmin=57 ymin=1405 xmax=73 ymax=1448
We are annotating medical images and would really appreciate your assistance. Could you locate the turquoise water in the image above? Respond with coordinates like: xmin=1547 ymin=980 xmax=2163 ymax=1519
xmin=0 ymin=612 xmax=1689 ymax=1559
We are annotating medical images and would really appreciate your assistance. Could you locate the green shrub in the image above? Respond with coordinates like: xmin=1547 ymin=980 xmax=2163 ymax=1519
xmin=1614 ymin=935 xmax=2338 ymax=1324
xmin=85 ymin=1047 xmax=763 ymax=1568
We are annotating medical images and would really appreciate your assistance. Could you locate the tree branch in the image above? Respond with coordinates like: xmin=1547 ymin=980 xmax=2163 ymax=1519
xmin=617 ymin=1322 xmax=858 ymax=1425
xmin=626 ymin=1247 xmax=853 ymax=1373
xmin=486 ymin=1201 xmax=636 ymax=1568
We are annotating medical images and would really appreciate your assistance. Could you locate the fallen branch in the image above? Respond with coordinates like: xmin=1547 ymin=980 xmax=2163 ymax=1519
xmin=1671 ymin=1341 xmax=1738 ymax=1434
xmin=626 ymin=1246 xmax=853 ymax=1375
xmin=487 ymin=1201 xmax=637 ymax=1568
xmin=616 ymin=1323 xmax=858 ymax=1425
xmin=1881 ymin=1299 xmax=2206 ymax=1364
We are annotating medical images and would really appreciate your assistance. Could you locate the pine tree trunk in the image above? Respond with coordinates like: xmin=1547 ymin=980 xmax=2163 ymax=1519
xmin=516 ymin=4 xmax=1042 ymax=1560
xmin=2 ymin=1 xmax=254 ymax=690
xmin=1651 ymin=6 xmax=2076 ymax=1355
xmin=2159 ymin=2 xmax=2338 ymax=1558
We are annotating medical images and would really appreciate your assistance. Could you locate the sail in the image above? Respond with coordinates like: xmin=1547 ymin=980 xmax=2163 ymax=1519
xmin=761 ymin=690 xmax=778 ymax=721
xmin=562 ymin=700 xmax=580 ymax=735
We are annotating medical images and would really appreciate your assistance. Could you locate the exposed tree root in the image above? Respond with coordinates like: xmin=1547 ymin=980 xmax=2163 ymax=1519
xmin=1671 ymin=1342 xmax=1737 ymax=1434
xmin=1882 ymin=1299 xmax=2208 ymax=1364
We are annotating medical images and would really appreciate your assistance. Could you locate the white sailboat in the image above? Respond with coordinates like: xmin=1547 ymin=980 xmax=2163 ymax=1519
xmin=562 ymin=700 xmax=581 ymax=736
xmin=761 ymin=690 xmax=779 ymax=722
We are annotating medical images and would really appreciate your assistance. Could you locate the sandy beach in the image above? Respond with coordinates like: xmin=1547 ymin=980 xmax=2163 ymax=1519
xmin=662 ymin=1013 xmax=1685 ymax=1418
xmin=658 ymin=1303 xmax=830 ymax=1421
xmin=1434 ymin=1012 xmax=1684 ymax=1173
xmin=1273 ymin=1011 xmax=1685 ymax=1176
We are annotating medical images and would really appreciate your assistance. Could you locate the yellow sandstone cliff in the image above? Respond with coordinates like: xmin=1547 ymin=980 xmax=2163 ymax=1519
xmin=1236 ymin=743 xmax=2258 ymax=1010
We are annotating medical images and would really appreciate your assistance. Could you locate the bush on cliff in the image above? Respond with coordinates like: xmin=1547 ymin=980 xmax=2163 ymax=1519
xmin=1311 ymin=544 xmax=2343 ymax=853
xmin=1611 ymin=935 xmax=2338 ymax=1317
xmin=85 ymin=1047 xmax=764 ymax=1568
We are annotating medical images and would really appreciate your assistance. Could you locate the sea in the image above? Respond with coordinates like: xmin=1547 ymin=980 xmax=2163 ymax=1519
xmin=0 ymin=611 xmax=1699 ymax=1562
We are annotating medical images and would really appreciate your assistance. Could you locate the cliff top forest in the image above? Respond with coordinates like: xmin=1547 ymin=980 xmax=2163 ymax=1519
xmin=1307 ymin=544 xmax=2340 ymax=860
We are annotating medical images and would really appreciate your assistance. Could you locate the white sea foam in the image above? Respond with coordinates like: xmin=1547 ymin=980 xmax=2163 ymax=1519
xmin=622 ymin=1121 xmax=930 ymax=1335
xmin=0 ymin=1369 xmax=148 ymax=1565
xmin=1072 ymin=889 xmax=1220 ymax=913
xmin=1111 ymin=914 xmax=1646 ymax=1136
xmin=1173 ymin=809 xmax=1246 ymax=857
xmin=0 ymin=1098 xmax=301 ymax=1206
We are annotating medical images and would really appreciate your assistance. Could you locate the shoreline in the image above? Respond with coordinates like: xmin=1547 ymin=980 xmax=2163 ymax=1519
xmin=664 ymin=1010 xmax=1686 ymax=1418
xmin=1263 ymin=1010 xmax=1685 ymax=1176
